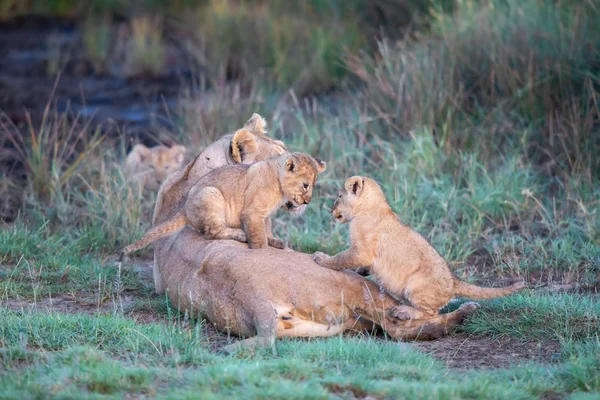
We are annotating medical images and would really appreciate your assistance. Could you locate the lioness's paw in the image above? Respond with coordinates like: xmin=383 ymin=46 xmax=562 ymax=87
xmin=312 ymin=251 xmax=331 ymax=266
xmin=388 ymin=305 xmax=416 ymax=321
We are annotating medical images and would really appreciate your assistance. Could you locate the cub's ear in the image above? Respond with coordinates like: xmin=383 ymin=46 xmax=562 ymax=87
xmin=170 ymin=145 xmax=186 ymax=164
xmin=131 ymin=144 xmax=151 ymax=163
xmin=230 ymin=129 xmax=258 ymax=163
xmin=285 ymin=156 xmax=295 ymax=172
xmin=344 ymin=176 xmax=364 ymax=196
xmin=243 ymin=113 xmax=267 ymax=135
xmin=314 ymin=158 xmax=326 ymax=174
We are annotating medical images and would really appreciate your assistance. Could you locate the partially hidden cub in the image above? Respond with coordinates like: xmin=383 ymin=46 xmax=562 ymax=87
xmin=121 ymin=152 xmax=326 ymax=258
xmin=312 ymin=176 xmax=527 ymax=321
xmin=124 ymin=144 xmax=186 ymax=190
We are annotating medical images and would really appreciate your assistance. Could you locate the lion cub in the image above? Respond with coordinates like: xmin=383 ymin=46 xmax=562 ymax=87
xmin=312 ymin=176 xmax=526 ymax=320
xmin=125 ymin=144 xmax=186 ymax=189
xmin=121 ymin=152 xmax=326 ymax=257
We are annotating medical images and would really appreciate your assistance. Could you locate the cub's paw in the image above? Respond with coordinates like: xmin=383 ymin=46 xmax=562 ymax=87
xmin=312 ymin=251 xmax=331 ymax=267
xmin=268 ymin=238 xmax=287 ymax=250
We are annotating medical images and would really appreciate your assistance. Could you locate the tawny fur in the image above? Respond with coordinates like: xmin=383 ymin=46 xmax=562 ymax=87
xmin=124 ymin=143 xmax=186 ymax=190
xmin=312 ymin=176 xmax=527 ymax=321
xmin=150 ymin=113 xmax=288 ymax=293
xmin=152 ymin=113 xmax=286 ymax=228
xmin=148 ymin=144 xmax=480 ymax=354
xmin=155 ymin=225 xmax=480 ymax=354
xmin=121 ymin=152 xmax=326 ymax=258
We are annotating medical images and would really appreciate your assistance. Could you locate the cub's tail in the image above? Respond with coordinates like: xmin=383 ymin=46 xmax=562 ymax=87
xmin=119 ymin=212 xmax=188 ymax=261
xmin=453 ymin=279 xmax=527 ymax=300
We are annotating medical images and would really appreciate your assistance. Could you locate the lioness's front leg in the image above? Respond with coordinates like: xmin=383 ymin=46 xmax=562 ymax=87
xmin=242 ymin=213 xmax=269 ymax=249
xmin=312 ymin=247 xmax=373 ymax=271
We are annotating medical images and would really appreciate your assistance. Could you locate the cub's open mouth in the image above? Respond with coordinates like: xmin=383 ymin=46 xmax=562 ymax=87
xmin=284 ymin=201 xmax=306 ymax=214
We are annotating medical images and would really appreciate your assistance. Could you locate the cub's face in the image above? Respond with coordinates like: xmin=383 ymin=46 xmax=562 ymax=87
xmin=128 ymin=144 xmax=186 ymax=188
xmin=280 ymin=153 xmax=326 ymax=213
xmin=331 ymin=176 xmax=365 ymax=224
xmin=147 ymin=145 xmax=186 ymax=184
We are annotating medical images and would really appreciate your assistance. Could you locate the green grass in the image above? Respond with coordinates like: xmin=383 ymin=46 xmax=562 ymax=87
xmin=0 ymin=299 xmax=599 ymax=398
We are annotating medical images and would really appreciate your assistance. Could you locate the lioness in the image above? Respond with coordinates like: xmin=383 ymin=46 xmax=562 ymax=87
xmin=121 ymin=152 xmax=326 ymax=256
xmin=124 ymin=143 xmax=186 ymax=189
xmin=157 ymin=228 xmax=480 ymax=353
xmin=312 ymin=176 xmax=527 ymax=321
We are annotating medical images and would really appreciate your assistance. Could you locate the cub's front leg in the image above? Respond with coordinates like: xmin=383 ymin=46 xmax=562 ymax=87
xmin=265 ymin=218 xmax=287 ymax=250
xmin=312 ymin=247 xmax=373 ymax=271
xmin=241 ymin=212 xmax=269 ymax=249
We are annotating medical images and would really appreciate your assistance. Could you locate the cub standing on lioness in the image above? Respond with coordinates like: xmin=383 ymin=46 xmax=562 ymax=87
xmin=121 ymin=152 xmax=326 ymax=257
xmin=125 ymin=143 xmax=186 ymax=190
xmin=150 ymin=113 xmax=288 ymax=294
xmin=312 ymin=176 xmax=527 ymax=321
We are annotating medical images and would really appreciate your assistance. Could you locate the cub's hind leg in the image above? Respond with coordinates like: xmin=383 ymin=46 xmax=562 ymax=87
xmin=185 ymin=186 xmax=247 ymax=243
xmin=393 ymin=278 xmax=455 ymax=320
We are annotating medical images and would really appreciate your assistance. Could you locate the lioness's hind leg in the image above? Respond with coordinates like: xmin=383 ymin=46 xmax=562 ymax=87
xmin=222 ymin=303 xmax=278 ymax=356
xmin=186 ymin=187 xmax=247 ymax=243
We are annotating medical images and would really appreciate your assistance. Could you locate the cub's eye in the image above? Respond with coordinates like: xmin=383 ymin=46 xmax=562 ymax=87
xmin=303 ymin=183 xmax=309 ymax=189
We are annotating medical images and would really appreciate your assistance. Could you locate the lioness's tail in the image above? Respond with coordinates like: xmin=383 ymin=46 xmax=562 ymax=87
xmin=453 ymin=279 xmax=527 ymax=300
xmin=119 ymin=212 xmax=188 ymax=261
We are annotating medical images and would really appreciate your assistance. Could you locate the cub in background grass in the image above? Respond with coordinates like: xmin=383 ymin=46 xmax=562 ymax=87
xmin=124 ymin=143 xmax=186 ymax=190
xmin=312 ymin=176 xmax=527 ymax=321
xmin=121 ymin=152 xmax=326 ymax=257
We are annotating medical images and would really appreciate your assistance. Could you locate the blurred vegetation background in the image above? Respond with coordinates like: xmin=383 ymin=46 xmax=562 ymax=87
xmin=0 ymin=0 xmax=598 ymax=279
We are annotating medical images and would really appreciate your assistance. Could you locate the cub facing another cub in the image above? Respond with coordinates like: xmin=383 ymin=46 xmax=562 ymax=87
xmin=313 ymin=176 xmax=526 ymax=320
xmin=121 ymin=152 xmax=325 ymax=257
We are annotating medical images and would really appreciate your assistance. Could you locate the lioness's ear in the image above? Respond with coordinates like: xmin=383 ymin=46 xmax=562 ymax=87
xmin=345 ymin=176 xmax=364 ymax=196
xmin=170 ymin=145 xmax=186 ymax=164
xmin=131 ymin=144 xmax=151 ymax=163
xmin=285 ymin=157 xmax=295 ymax=172
xmin=244 ymin=113 xmax=267 ymax=135
xmin=314 ymin=158 xmax=326 ymax=173
xmin=230 ymin=129 xmax=258 ymax=163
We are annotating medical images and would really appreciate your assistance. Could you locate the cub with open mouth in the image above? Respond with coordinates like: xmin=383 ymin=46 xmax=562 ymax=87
xmin=120 ymin=152 xmax=326 ymax=257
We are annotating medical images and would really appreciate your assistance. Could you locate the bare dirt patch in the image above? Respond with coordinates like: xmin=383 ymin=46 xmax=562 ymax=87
xmin=414 ymin=334 xmax=562 ymax=370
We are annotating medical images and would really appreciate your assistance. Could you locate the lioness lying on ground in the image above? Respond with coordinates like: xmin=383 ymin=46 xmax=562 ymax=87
xmin=157 ymin=228 xmax=480 ymax=353
xmin=313 ymin=176 xmax=527 ymax=321
xmin=121 ymin=152 xmax=326 ymax=256
xmin=124 ymin=143 xmax=186 ymax=190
